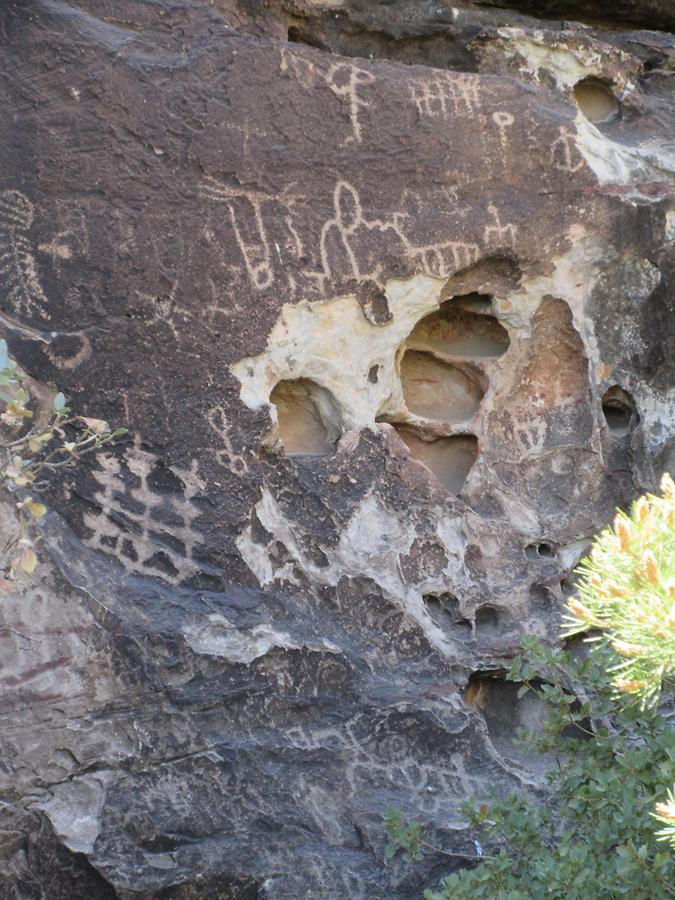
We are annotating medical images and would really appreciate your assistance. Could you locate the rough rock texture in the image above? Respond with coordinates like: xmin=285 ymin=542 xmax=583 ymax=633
xmin=0 ymin=0 xmax=673 ymax=896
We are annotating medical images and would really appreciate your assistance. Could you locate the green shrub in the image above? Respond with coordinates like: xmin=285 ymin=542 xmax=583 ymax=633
xmin=385 ymin=478 xmax=675 ymax=897
xmin=0 ymin=339 xmax=125 ymax=589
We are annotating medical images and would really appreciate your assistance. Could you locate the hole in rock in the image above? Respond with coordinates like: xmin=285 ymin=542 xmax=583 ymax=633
xmin=269 ymin=378 xmax=340 ymax=457
xmin=573 ymin=78 xmax=620 ymax=124
xmin=400 ymin=351 xmax=484 ymax=423
xmin=464 ymin=673 xmax=589 ymax=772
xmin=526 ymin=542 xmax=555 ymax=560
xmin=408 ymin=300 xmax=509 ymax=359
xmin=368 ymin=364 xmax=380 ymax=384
xmin=396 ymin=428 xmax=478 ymax=494
xmin=474 ymin=604 xmax=501 ymax=635
xmin=449 ymin=292 xmax=493 ymax=315
xmin=287 ymin=26 xmax=330 ymax=52
xmin=602 ymin=385 xmax=636 ymax=436
xmin=424 ymin=593 xmax=473 ymax=640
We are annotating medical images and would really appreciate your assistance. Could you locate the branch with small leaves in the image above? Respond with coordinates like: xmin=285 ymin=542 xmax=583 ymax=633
xmin=0 ymin=339 xmax=126 ymax=591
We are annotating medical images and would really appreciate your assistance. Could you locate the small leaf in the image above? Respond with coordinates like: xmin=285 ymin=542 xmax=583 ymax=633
xmin=82 ymin=417 xmax=109 ymax=434
xmin=19 ymin=547 xmax=38 ymax=574
xmin=54 ymin=392 xmax=66 ymax=412
xmin=26 ymin=500 xmax=47 ymax=519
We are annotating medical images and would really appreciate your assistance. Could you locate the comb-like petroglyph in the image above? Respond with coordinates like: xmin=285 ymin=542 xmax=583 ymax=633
xmin=0 ymin=190 xmax=49 ymax=319
xmin=0 ymin=0 xmax=673 ymax=896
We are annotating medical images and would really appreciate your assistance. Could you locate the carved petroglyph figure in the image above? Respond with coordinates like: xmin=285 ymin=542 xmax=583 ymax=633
xmin=492 ymin=110 xmax=515 ymax=154
xmin=207 ymin=404 xmax=248 ymax=474
xmin=200 ymin=175 xmax=303 ymax=290
xmin=311 ymin=180 xmax=481 ymax=289
xmin=410 ymin=74 xmax=481 ymax=119
xmin=83 ymin=442 xmax=205 ymax=584
xmin=281 ymin=48 xmax=373 ymax=144
xmin=483 ymin=204 xmax=517 ymax=249
xmin=0 ymin=189 xmax=49 ymax=317
xmin=550 ymin=126 xmax=584 ymax=173
xmin=326 ymin=62 xmax=374 ymax=144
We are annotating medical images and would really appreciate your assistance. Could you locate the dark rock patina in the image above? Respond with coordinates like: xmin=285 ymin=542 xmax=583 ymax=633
xmin=0 ymin=0 xmax=673 ymax=896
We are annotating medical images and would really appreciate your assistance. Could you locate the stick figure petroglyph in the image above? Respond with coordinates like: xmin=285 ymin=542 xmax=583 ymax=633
xmin=281 ymin=48 xmax=374 ymax=144
xmin=0 ymin=190 xmax=49 ymax=317
xmin=326 ymin=62 xmax=374 ymax=144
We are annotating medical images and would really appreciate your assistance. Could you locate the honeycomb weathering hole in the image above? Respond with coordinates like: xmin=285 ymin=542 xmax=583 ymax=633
xmin=269 ymin=378 xmax=340 ymax=457
xmin=408 ymin=300 xmax=510 ymax=359
xmin=400 ymin=351 xmax=484 ymax=423
xmin=602 ymin=385 xmax=637 ymax=436
xmin=573 ymin=78 xmax=619 ymax=124
xmin=396 ymin=428 xmax=478 ymax=494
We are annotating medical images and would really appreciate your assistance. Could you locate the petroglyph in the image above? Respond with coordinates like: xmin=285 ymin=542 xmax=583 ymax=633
xmin=550 ymin=126 xmax=584 ymax=173
xmin=410 ymin=73 xmax=481 ymax=119
xmin=280 ymin=48 xmax=373 ymax=144
xmin=483 ymin=204 xmax=517 ymax=249
xmin=401 ymin=237 xmax=480 ymax=279
xmin=492 ymin=111 xmax=515 ymax=154
xmin=200 ymin=176 xmax=303 ymax=290
xmin=206 ymin=404 xmax=248 ymax=473
xmin=326 ymin=62 xmax=374 ymax=144
xmin=311 ymin=180 xmax=480 ymax=290
xmin=0 ymin=190 xmax=49 ymax=318
xmin=83 ymin=441 xmax=206 ymax=584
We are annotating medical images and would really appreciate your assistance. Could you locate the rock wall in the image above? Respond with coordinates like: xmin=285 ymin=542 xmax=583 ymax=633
xmin=0 ymin=1 xmax=673 ymax=897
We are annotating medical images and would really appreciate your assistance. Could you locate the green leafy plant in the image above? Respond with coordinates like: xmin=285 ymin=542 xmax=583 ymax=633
xmin=385 ymin=478 xmax=675 ymax=896
xmin=0 ymin=338 xmax=125 ymax=589
xmin=386 ymin=638 xmax=675 ymax=898
xmin=563 ymin=473 xmax=675 ymax=706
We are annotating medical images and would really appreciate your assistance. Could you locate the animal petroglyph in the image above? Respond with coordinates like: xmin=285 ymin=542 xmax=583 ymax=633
xmin=83 ymin=442 xmax=206 ymax=584
xmin=0 ymin=190 xmax=49 ymax=318
xmin=410 ymin=74 xmax=481 ymax=119
xmin=483 ymin=204 xmax=517 ymax=249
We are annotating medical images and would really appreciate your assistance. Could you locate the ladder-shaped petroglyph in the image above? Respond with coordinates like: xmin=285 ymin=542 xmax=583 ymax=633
xmin=0 ymin=190 xmax=49 ymax=318
xmin=280 ymin=48 xmax=373 ymax=144
xmin=83 ymin=442 xmax=206 ymax=584
xmin=200 ymin=176 xmax=304 ymax=291
xmin=410 ymin=73 xmax=481 ymax=120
